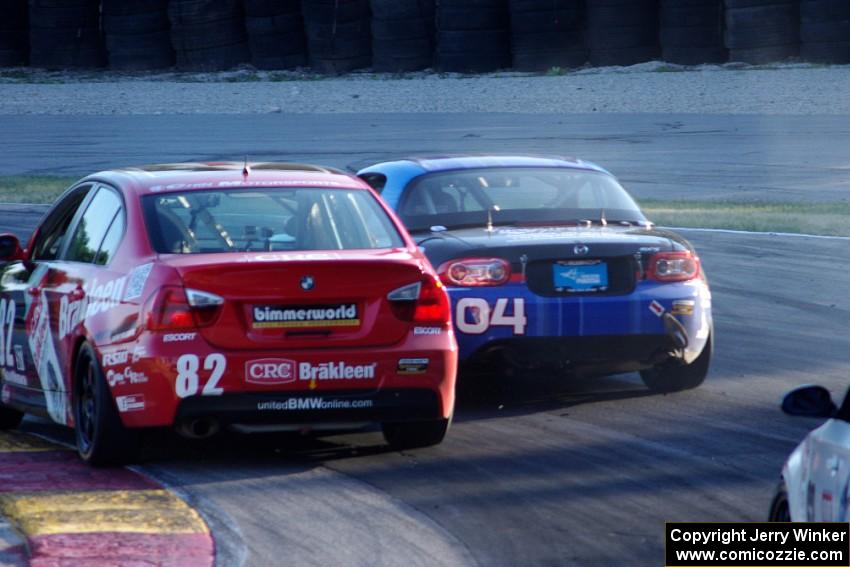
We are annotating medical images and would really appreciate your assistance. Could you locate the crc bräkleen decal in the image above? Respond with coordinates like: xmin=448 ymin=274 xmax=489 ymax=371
xmin=59 ymin=276 xmax=127 ymax=339
xmin=28 ymin=292 xmax=67 ymax=425
xmin=115 ymin=394 xmax=145 ymax=412
xmin=252 ymin=303 xmax=360 ymax=329
xmin=649 ymin=300 xmax=665 ymax=317
xmin=102 ymin=349 xmax=130 ymax=368
xmin=397 ymin=358 xmax=429 ymax=375
xmin=413 ymin=326 xmax=442 ymax=336
xmin=456 ymin=298 xmax=527 ymax=335
xmin=123 ymin=263 xmax=153 ymax=301
xmin=298 ymin=362 xmax=377 ymax=381
xmin=163 ymin=332 xmax=197 ymax=343
xmin=106 ymin=367 xmax=149 ymax=388
xmin=246 ymin=358 xmax=296 ymax=385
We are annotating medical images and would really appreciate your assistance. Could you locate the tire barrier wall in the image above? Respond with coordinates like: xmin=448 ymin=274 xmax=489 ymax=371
xmin=370 ymin=0 xmax=435 ymax=72
xmin=800 ymin=0 xmax=850 ymax=63
xmin=661 ymin=0 xmax=726 ymax=65
xmin=168 ymin=0 xmax=251 ymax=70
xmin=245 ymin=0 xmax=308 ymax=69
xmin=5 ymin=0 xmax=850 ymax=71
xmin=509 ymin=0 xmax=586 ymax=71
xmin=587 ymin=0 xmax=659 ymax=66
xmin=29 ymin=0 xmax=104 ymax=69
xmin=301 ymin=0 xmax=372 ymax=74
xmin=724 ymin=0 xmax=800 ymax=64
xmin=103 ymin=0 xmax=174 ymax=70
xmin=0 ymin=0 xmax=28 ymax=67
xmin=435 ymin=0 xmax=511 ymax=73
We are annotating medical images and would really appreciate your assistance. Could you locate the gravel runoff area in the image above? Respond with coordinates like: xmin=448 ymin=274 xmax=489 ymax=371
xmin=1 ymin=62 xmax=849 ymax=115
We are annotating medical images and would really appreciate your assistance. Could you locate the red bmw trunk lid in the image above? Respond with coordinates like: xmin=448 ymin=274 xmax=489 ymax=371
xmin=161 ymin=250 xmax=426 ymax=350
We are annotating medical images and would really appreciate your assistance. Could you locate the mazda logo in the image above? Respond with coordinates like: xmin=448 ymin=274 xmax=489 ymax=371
xmin=574 ymin=244 xmax=590 ymax=256
xmin=300 ymin=275 xmax=315 ymax=291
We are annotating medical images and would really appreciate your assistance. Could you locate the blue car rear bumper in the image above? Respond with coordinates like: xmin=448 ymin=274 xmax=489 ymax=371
xmin=449 ymin=279 xmax=712 ymax=368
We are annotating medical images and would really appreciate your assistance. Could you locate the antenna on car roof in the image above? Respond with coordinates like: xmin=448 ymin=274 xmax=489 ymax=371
xmin=242 ymin=156 xmax=250 ymax=179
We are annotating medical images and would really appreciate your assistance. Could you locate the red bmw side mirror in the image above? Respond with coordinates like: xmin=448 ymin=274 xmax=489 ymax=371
xmin=0 ymin=233 xmax=24 ymax=262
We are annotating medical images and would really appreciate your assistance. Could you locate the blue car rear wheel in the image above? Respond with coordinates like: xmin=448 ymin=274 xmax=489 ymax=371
xmin=640 ymin=331 xmax=712 ymax=393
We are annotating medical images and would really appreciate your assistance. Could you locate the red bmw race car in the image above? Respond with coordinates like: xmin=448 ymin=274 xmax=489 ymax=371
xmin=0 ymin=162 xmax=457 ymax=465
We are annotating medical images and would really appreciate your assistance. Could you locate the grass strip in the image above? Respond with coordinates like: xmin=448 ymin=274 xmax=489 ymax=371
xmin=0 ymin=175 xmax=77 ymax=204
xmin=640 ymin=199 xmax=850 ymax=237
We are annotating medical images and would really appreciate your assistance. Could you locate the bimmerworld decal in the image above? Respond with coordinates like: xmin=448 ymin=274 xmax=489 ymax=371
xmin=252 ymin=303 xmax=360 ymax=329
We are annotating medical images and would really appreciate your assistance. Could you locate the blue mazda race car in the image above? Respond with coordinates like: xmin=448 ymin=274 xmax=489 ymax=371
xmin=357 ymin=156 xmax=713 ymax=392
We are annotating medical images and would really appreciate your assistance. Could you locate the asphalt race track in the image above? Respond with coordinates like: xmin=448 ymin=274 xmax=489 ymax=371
xmin=3 ymin=113 xmax=850 ymax=566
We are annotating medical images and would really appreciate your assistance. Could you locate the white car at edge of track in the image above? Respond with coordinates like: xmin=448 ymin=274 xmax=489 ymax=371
xmin=770 ymin=385 xmax=850 ymax=522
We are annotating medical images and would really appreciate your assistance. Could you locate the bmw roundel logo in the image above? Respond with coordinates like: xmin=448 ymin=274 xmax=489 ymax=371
xmin=300 ymin=275 xmax=315 ymax=291
xmin=574 ymin=244 xmax=590 ymax=256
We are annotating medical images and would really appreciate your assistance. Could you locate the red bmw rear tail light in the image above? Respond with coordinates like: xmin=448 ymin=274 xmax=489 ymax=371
xmin=437 ymin=257 xmax=510 ymax=287
xmin=414 ymin=276 xmax=451 ymax=324
xmin=387 ymin=276 xmax=451 ymax=325
xmin=145 ymin=287 xmax=223 ymax=330
xmin=647 ymin=251 xmax=700 ymax=282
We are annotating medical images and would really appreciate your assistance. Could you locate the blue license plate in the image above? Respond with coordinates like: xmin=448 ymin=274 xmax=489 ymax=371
xmin=553 ymin=261 xmax=608 ymax=292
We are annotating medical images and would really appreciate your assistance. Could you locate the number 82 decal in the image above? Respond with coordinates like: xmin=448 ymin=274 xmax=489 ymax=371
xmin=455 ymin=298 xmax=527 ymax=335
xmin=175 ymin=353 xmax=226 ymax=398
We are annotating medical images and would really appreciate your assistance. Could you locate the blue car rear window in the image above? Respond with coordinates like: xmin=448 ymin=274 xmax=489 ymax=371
xmin=398 ymin=167 xmax=647 ymax=232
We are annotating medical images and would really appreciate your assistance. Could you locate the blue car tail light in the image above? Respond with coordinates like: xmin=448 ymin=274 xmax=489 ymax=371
xmin=438 ymin=258 xmax=511 ymax=287
xmin=646 ymin=251 xmax=701 ymax=282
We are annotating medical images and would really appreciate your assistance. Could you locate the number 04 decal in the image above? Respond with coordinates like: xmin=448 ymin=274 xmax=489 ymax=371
xmin=175 ymin=353 xmax=226 ymax=398
xmin=455 ymin=298 xmax=527 ymax=335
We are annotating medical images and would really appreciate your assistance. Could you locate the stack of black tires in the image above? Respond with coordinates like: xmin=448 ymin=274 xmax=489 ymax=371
xmin=29 ymin=0 xmax=103 ymax=68
xmin=301 ymin=0 xmax=372 ymax=74
xmin=436 ymin=0 xmax=510 ymax=72
xmin=799 ymin=0 xmax=850 ymax=63
xmin=509 ymin=0 xmax=586 ymax=71
xmin=103 ymin=0 xmax=174 ymax=70
xmin=168 ymin=0 xmax=250 ymax=70
xmin=244 ymin=0 xmax=308 ymax=69
xmin=586 ymin=0 xmax=659 ymax=66
xmin=660 ymin=0 xmax=726 ymax=64
xmin=724 ymin=0 xmax=799 ymax=63
xmin=0 ymin=0 xmax=27 ymax=67
xmin=370 ymin=0 xmax=435 ymax=72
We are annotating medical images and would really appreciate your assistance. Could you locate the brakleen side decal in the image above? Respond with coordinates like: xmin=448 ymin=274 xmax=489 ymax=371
xmin=59 ymin=276 xmax=127 ymax=340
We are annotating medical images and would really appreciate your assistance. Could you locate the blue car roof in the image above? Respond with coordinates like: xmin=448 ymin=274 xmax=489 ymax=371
xmin=397 ymin=155 xmax=611 ymax=175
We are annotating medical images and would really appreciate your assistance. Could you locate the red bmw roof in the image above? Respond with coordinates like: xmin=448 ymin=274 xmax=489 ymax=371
xmin=81 ymin=162 xmax=366 ymax=195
